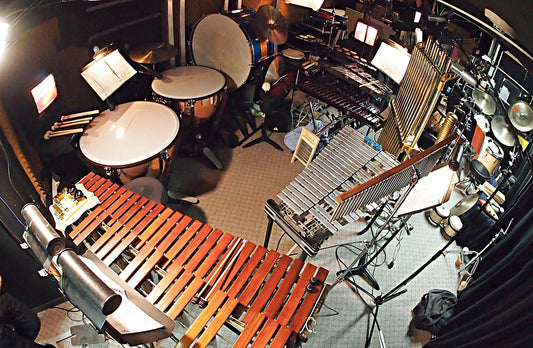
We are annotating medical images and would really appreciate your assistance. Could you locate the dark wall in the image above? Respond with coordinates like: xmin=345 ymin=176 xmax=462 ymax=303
xmin=0 ymin=126 xmax=61 ymax=310
xmin=0 ymin=0 xmax=163 ymax=309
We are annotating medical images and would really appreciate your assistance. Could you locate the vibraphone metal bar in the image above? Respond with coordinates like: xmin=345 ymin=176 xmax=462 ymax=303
xmin=333 ymin=134 xmax=457 ymax=221
xmin=265 ymin=126 xmax=399 ymax=256
xmin=378 ymin=39 xmax=455 ymax=157
xmin=68 ymin=172 xmax=329 ymax=348
xmin=298 ymin=75 xmax=384 ymax=130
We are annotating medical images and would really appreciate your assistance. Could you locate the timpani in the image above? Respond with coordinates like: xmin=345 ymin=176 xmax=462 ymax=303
xmin=79 ymin=101 xmax=180 ymax=182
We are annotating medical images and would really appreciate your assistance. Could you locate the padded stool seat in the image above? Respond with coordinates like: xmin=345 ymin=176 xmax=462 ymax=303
xmin=469 ymin=159 xmax=491 ymax=184
xmin=123 ymin=176 xmax=165 ymax=203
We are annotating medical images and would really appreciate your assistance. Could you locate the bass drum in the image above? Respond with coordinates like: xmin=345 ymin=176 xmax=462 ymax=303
xmin=191 ymin=11 xmax=276 ymax=90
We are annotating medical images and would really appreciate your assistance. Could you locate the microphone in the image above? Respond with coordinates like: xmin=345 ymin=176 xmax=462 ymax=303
xmin=451 ymin=63 xmax=478 ymax=87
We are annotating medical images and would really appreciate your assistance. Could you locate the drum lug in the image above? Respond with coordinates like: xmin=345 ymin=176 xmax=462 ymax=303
xmin=104 ymin=167 xmax=113 ymax=177
xmin=160 ymin=149 xmax=171 ymax=162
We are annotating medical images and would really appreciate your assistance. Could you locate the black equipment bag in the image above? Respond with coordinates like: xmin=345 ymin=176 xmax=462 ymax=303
xmin=412 ymin=289 xmax=458 ymax=335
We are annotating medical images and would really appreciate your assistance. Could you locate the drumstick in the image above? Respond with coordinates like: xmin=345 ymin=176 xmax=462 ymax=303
xmin=359 ymin=80 xmax=379 ymax=88
xmin=198 ymin=240 xmax=247 ymax=308
xmin=192 ymin=238 xmax=242 ymax=304
xmin=56 ymin=116 xmax=94 ymax=126
xmin=60 ymin=109 xmax=99 ymax=121
xmin=43 ymin=128 xmax=84 ymax=140
xmin=51 ymin=119 xmax=92 ymax=130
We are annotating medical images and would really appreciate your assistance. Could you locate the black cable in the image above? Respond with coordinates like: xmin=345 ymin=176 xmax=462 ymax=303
xmin=0 ymin=134 xmax=27 ymax=203
xmin=274 ymin=232 xmax=286 ymax=252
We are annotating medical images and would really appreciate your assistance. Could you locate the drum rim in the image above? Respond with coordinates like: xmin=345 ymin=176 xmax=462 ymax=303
xmin=79 ymin=101 xmax=180 ymax=168
xmin=151 ymin=65 xmax=227 ymax=100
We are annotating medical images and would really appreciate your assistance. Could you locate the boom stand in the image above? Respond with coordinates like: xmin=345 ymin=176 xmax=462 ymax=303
xmin=332 ymin=167 xmax=420 ymax=292
xmin=330 ymin=167 xmax=422 ymax=348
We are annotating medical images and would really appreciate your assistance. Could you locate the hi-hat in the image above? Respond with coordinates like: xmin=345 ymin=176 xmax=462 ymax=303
xmin=508 ymin=100 xmax=533 ymax=132
xmin=491 ymin=115 xmax=516 ymax=147
xmin=129 ymin=42 xmax=179 ymax=64
xmin=450 ymin=193 xmax=478 ymax=216
xmin=472 ymin=88 xmax=496 ymax=115
xmin=256 ymin=5 xmax=288 ymax=45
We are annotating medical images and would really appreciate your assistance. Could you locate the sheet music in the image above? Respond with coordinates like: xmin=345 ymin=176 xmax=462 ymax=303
xmin=80 ymin=257 xmax=163 ymax=334
xmin=371 ymin=41 xmax=411 ymax=84
xmin=397 ymin=165 xmax=457 ymax=216
xmin=81 ymin=50 xmax=136 ymax=100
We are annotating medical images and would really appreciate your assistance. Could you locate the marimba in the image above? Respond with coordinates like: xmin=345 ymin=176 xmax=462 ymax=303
xmin=68 ymin=172 xmax=329 ymax=347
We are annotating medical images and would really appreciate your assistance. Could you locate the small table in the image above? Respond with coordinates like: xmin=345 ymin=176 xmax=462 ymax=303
xmin=79 ymin=101 xmax=180 ymax=180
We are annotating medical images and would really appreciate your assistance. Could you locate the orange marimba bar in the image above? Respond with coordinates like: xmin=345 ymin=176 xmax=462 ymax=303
xmin=68 ymin=172 xmax=329 ymax=348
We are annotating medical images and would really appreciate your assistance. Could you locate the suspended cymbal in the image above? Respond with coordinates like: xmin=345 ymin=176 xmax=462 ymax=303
xmin=491 ymin=115 xmax=516 ymax=147
xmin=129 ymin=42 xmax=179 ymax=64
xmin=472 ymin=88 xmax=496 ymax=115
xmin=508 ymin=100 xmax=533 ymax=132
xmin=256 ymin=5 xmax=288 ymax=45
xmin=450 ymin=194 xmax=478 ymax=216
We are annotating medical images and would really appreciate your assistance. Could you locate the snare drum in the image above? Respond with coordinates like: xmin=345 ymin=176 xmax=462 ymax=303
xmin=151 ymin=66 xmax=226 ymax=120
xmin=191 ymin=11 xmax=276 ymax=90
xmin=478 ymin=137 xmax=503 ymax=175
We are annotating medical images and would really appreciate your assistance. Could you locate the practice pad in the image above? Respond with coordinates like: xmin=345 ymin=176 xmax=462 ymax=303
xmin=282 ymin=48 xmax=305 ymax=60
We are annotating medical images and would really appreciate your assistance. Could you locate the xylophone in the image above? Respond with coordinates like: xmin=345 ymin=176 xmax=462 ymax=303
xmin=265 ymin=126 xmax=399 ymax=256
xmin=67 ymin=172 xmax=329 ymax=348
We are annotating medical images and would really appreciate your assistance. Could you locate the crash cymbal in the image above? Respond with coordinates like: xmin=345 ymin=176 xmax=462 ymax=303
xmin=256 ymin=5 xmax=288 ymax=45
xmin=472 ymin=88 xmax=496 ymax=115
xmin=129 ymin=42 xmax=179 ymax=64
xmin=450 ymin=193 xmax=479 ymax=216
xmin=508 ymin=100 xmax=533 ymax=132
xmin=491 ymin=115 xmax=516 ymax=147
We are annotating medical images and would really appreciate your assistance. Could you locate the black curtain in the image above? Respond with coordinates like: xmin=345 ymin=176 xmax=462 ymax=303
xmin=424 ymin=159 xmax=533 ymax=347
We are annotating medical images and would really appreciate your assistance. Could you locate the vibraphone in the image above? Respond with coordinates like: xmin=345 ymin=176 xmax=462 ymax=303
xmin=68 ymin=172 xmax=329 ymax=347
xmin=265 ymin=125 xmax=457 ymax=258
xmin=265 ymin=126 xmax=399 ymax=256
